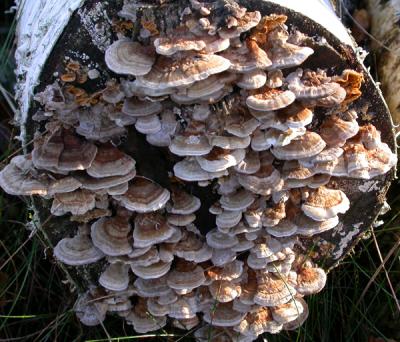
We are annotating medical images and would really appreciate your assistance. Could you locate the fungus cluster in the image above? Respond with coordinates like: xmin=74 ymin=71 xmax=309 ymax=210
xmin=0 ymin=0 xmax=396 ymax=341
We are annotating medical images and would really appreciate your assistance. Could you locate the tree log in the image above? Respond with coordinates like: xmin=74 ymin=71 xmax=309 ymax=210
xmin=9 ymin=0 xmax=397 ymax=334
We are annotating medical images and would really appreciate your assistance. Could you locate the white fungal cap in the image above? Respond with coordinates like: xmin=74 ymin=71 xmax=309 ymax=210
xmin=86 ymin=145 xmax=135 ymax=178
xmin=134 ymin=276 xmax=171 ymax=298
xmin=197 ymin=148 xmax=246 ymax=172
xmin=237 ymin=154 xmax=283 ymax=196
xmin=105 ymin=39 xmax=155 ymax=76
xmin=206 ymin=260 xmax=244 ymax=282
xmin=169 ymin=293 xmax=199 ymax=319
xmin=133 ymin=213 xmax=176 ymax=248
xmin=90 ymin=216 xmax=133 ymax=256
xmin=277 ymin=102 xmax=313 ymax=129
xmin=154 ymin=31 xmax=229 ymax=56
xmin=167 ymin=260 xmax=206 ymax=294
xmin=131 ymin=260 xmax=172 ymax=279
xmin=271 ymin=297 xmax=305 ymax=324
xmin=269 ymin=42 xmax=314 ymax=70
xmin=99 ymin=262 xmax=130 ymax=291
xmin=208 ymin=135 xmax=251 ymax=150
xmin=220 ymin=189 xmax=255 ymax=212
xmin=107 ymin=182 xmax=129 ymax=196
xmin=174 ymin=157 xmax=228 ymax=182
xmin=219 ymin=45 xmax=264 ymax=73
xmin=246 ymin=89 xmax=296 ymax=111
xmin=225 ymin=114 xmax=260 ymax=138
xmin=170 ymin=135 xmax=212 ymax=156
xmin=114 ymin=177 xmax=170 ymax=213
xmin=77 ymin=170 xmax=136 ymax=192
xmin=54 ymin=229 xmax=104 ymax=266
xmin=146 ymin=113 xmax=177 ymax=147
xmin=251 ymin=127 xmax=306 ymax=151
xmin=203 ymin=302 xmax=246 ymax=327
xmin=294 ymin=213 xmax=339 ymax=236
xmin=134 ymin=114 xmax=162 ymax=134
xmin=286 ymin=69 xmax=340 ymax=99
xmin=236 ymin=69 xmax=267 ymax=89
xmin=146 ymin=298 xmax=170 ymax=317
xmin=296 ymin=264 xmax=327 ymax=295
xmin=282 ymin=297 xmax=309 ymax=330
xmin=234 ymin=150 xmax=261 ymax=175
xmin=254 ymin=272 xmax=296 ymax=307
xmin=301 ymin=186 xmax=350 ymax=221
xmin=209 ymin=280 xmax=242 ymax=303
xmin=234 ymin=306 xmax=283 ymax=337
xmin=211 ymin=248 xmax=237 ymax=266
xmin=271 ymin=131 xmax=326 ymax=160
xmin=251 ymin=236 xmax=282 ymax=259
xmin=136 ymin=54 xmax=231 ymax=89
xmin=126 ymin=298 xmax=167 ymax=333
xmin=266 ymin=219 xmax=298 ymax=238
xmin=172 ymin=316 xmax=200 ymax=331
xmin=186 ymin=75 xmax=226 ymax=99
xmin=206 ymin=229 xmax=239 ymax=249
xmin=320 ymin=114 xmax=359 ymax=147
xmin=122 ymin=98 xmax=163 ymax=117
xmin=216 ymin=209 xmax=242 ymax=229
xmin=247 ymin=253 xmax=269 ymax=270
xmin=231 ymin=235 xmax=255 ymax=252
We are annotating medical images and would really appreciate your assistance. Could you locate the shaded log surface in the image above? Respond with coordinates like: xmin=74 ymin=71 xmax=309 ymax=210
xmin=24 ymin=0 xmax=395 ymax=290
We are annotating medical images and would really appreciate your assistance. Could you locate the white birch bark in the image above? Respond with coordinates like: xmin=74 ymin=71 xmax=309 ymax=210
xmin=14 ymin=0 xmax=85 ymax=146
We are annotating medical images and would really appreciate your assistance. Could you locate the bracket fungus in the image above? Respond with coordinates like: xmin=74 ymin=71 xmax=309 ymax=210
xmin=4 ymin=0 xmax=397 ymax=340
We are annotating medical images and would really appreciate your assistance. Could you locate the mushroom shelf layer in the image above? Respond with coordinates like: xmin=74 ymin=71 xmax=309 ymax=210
xmin=2 ymin=0 xmax=397 ymax=340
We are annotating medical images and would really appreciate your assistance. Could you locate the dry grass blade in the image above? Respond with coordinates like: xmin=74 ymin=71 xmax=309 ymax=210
xmin=368 ymin=229 xmax=400 ymax=313
xmin=355 ymin=232 xmax=400 ymax=309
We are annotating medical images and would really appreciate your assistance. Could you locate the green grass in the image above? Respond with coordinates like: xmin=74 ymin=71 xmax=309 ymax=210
xmin=0 ymin=1 xmax=399 ymax=341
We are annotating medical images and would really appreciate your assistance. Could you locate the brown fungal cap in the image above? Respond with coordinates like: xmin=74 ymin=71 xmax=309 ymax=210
xmin=105 ymin=39 xmax=155 ymax=76
xmin=90 ymin=216 xmax=133 ymax=256
xmin=32 ymin=130 xmax=97 ymax=173
xmin=114 ymin=176 xmax=170 ymax=213
xmin=136 ymin=54 xmax=231 ymax=89
xmin=170 ymin=189 xmax=201 ymax=215
xmin=167 ymin=259 xmax=206 ymax=293
xmin=51 ymin=190 xmax=96 ymax=216
xmin=133 ymin=213 xmax=176 ymax=248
